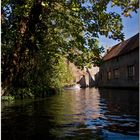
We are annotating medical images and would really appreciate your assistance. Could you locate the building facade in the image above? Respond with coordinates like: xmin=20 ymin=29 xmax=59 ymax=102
xmin=96 ymin=33 xmax=139 ymax=88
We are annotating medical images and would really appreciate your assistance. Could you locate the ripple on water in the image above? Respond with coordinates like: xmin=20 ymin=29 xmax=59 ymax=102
xmin=1 ymin=88 xmax=139 ymax=140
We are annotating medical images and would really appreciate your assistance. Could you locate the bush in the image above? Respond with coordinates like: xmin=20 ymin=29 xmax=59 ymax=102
xmin=1 ymin=95 xmax=15 ymax=101
xmin=9 ymin=88 xmax=34 ymax=99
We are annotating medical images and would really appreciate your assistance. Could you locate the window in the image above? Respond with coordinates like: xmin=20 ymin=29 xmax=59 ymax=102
xmin=113 ymin=68 xmax=119 ymax=79
xmin=128 ymin=65 xmax=135 ymax=78
xmin=107 ymin=71 xmax=111 ymax=80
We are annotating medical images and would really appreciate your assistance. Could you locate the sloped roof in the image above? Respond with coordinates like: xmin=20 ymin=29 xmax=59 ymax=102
xmin=103 ymin=33 xmax=139 ymax=61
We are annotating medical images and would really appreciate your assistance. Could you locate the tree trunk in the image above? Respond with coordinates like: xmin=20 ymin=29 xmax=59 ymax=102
xmin=2 ymin=0 xmax=45 ymax=94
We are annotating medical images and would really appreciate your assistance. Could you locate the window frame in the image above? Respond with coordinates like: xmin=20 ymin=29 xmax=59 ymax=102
xmin=113 ymin=68 xmax=119 ymax=79
xmin=127 ymin=65 xmax=135 ymax=78
xmin=107 ymin=71 xmax=111 ymax=80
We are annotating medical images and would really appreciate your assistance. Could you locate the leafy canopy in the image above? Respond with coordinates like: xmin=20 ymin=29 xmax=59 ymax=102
xmin=1 ymin=0 xmax=138 ymax=91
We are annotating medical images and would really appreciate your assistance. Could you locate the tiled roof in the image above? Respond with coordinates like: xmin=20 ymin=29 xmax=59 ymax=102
xmin=103 ymin=33 xmax=139 ymax=61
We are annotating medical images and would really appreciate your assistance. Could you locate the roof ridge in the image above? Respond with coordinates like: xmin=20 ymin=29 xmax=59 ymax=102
xmin=103 ymin=33 xmax=139 ymax=61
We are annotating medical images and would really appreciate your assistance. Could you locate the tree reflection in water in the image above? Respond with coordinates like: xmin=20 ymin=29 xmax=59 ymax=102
xmin=2 ymin=88 xmax=139 ymax=140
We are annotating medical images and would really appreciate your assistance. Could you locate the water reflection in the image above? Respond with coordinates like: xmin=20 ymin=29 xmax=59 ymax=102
xmin=99 ymin=89 xmax=139 ymax=137
xmin=1 ymin=88 xmax=139 ymax=140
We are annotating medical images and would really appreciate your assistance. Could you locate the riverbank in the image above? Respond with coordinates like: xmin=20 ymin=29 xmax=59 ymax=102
xmin=1 ymin=87 xmax=59 ymax=101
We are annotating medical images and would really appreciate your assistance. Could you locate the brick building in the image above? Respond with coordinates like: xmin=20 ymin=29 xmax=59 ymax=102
xmin=96 ymin=33 xmax=139 ymax=88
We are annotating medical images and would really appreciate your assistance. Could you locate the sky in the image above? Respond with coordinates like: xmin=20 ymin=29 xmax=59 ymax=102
xmin=99 ymin=5 xmax=139 ymax=48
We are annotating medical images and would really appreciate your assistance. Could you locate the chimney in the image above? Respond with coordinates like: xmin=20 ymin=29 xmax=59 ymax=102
xmin=106 ymin=46 xmax=111 ymax=53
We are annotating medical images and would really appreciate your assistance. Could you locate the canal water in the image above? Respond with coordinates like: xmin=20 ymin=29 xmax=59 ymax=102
xmin=1 ymin=88 xmax=139 ymax=140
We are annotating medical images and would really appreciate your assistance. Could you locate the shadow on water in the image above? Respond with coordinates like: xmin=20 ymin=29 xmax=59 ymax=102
xmin=98 ymin=88 xmax=139 ymax=140
xmin=1 ymin=88 xmax=139 ymax=140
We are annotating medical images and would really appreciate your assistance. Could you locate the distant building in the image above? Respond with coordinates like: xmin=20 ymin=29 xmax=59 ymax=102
xmin=68 ymin=61 xmax=99 ymax=87
xmin=96 ymin=33 xmax=139 ymax=88
xmin=68 ymin=61 xmax=84 ymax=82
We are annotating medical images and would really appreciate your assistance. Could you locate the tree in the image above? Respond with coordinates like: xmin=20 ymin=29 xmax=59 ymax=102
xmin=1 ymin=0 xmax=138 ymax=95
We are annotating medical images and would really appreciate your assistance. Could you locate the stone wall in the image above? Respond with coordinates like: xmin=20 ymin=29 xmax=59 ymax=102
xmin=68 ymin=62 xmax=99 ymax=86
xmin=96 ymin=48 xmax=139 ymax=88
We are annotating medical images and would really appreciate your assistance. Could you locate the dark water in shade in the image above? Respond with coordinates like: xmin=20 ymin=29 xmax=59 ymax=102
xmin=1 ymin=88 xmax=139 ymax=140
